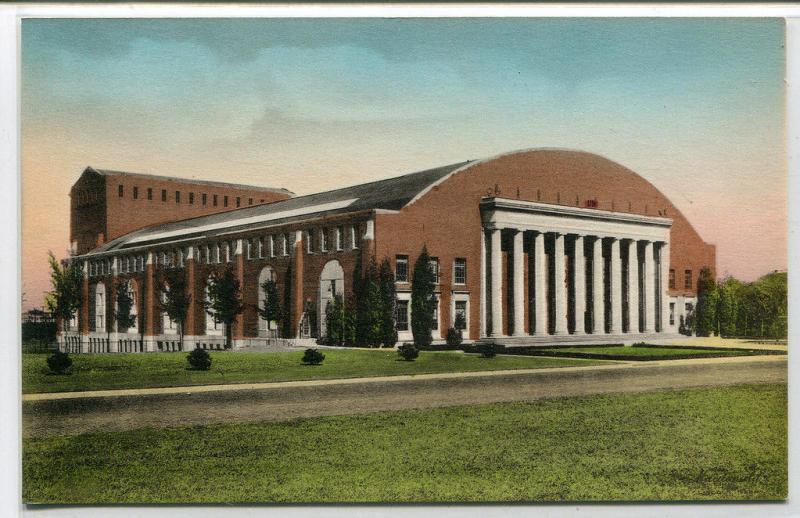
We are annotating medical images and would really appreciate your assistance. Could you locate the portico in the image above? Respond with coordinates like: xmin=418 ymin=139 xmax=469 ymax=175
xmin=479 ymin=197 xmax=673 ymax=345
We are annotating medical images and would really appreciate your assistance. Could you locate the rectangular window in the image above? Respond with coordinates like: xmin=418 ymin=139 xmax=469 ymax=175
xmin=248 ymin=198 xmax=253 ymax=206
xmin=336 ymin=226 xmax=344 ymax=251
xmin=669 ymin=302 xmax=675 ymax=326
xmin=224 ymin=196 xmax=229 ymax=207
xmin=432 ymin=296 xmax=439 ymax=330
xmin=246 ymin=239 xmax=253 ymax=260
xmin=225 ymin=243 xmax=232 ymax=263
xmin=395 ymin=255 xmax=409 ymax=283
xmin=306 ymin=229 xmax=315 ymax=254
xmin=684 ymin=269 xmax=693 ymax=290
xmin=118 ymin=185 xmax=124 ymax=197
xmin=320 ymin=227 xmax=328 ymax=252
xmin=269 ymin=235 xmax=275 ymax=258
xmin=430 ymin=257 xmax=440 ymax=284
xmin=669 ymin=269 xmax=676 ymax=289
xmin=352 ymin=224 xmax=360 ymax=249
xmin=236 ymin=197 xmax=241 ymax=208
xmin=282 ymin=233 xmax=290 ymax=256
xmin=396 ymin=300 xmax=409 ymax=331
xmin=454 ymin=258 xmax=467 ymax=284
xmin=175 ymin=191 xmax=181 ymax=203
xmin=202 ymin=193 xmax=207 ymax=205
xmin=189 ymin=192 xmax=194 ymax=204
xmin=213 ymin=194 xmax=218 ymax=207
xmin=133 ymin=186 xmax=139 ymax=199
xmin=147 ymin=187 xmax=153 ymax=200
xmin=161 ymin=189 xmax=167 ymax=202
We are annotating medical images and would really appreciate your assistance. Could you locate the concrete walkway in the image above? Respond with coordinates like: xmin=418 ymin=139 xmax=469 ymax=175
xmin=22 ymin=355 xmax=786 ymax=439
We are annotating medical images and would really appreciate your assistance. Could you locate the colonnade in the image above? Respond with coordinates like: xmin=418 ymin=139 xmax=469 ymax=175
xmin=482 ymin=227 xmax=670 ymax=338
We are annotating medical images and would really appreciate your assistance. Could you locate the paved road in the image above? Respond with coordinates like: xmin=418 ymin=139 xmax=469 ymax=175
xmin=22 ymin=355 xmax=786 ymax=439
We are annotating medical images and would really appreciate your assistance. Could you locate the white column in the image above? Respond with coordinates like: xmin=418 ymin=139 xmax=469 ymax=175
xmin=490 ymin=228 xmax=504 ymax=337
xmin=609 ymin=238 xmax=622 ymax=334
xmin=660 ymin=241 xmax=671 ymax=333
xmin=573 ymin=235 xmax=586 ymax=335
xmin=533 ymin=232 xmax=547 ymax=336
xmin=644 ymin=241 xmax=656 ymax=333
xmin=512 ymin=230 xmax=526 ymax=336
xmin=627 ymin=240 xmax=640 ymax=333
xmin=479 ymin=229 xmax=487 ymax=338
xmin=592 ymin=237 xmax=605 ymax=334
xmin=554 ymin=233 xmax=568 ymax=335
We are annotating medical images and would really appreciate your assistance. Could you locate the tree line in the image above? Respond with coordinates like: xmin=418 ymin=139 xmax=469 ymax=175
xmin=690 ymin=267 xmax=787 ymax=340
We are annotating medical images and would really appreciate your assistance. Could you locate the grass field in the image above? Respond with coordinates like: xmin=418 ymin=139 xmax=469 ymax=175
xmin=22 ymin=383 xmax=786 ymax=503
xmin=530 ymin=345 xmax=769 ymax=361
xmin=22 ymin=349 xmax=603 ymax=394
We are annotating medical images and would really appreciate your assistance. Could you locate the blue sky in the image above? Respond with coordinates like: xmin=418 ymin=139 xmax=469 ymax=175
xmin=21 ymin=18 xmax=785 ymax=306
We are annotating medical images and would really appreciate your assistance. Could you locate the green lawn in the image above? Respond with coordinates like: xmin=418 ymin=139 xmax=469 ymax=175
xmin=22 ymin=383 xmax=787 ymax=503
xmin=530 ymin=345 xmax=769 ymax=361
xmin=22 ymin=349 xmax=603 ymax=394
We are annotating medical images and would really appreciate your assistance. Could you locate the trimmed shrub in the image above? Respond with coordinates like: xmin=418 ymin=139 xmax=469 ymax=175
xmin=398 ymin=343 xmax=419 ymax=361
xmin=446 ymin=327 xmax=463 ymax=348
xmin=478 ymin=343 xmax=497 ymax=358
xmin=46 ymin=350 xmax=73 ymax=374
xmin=187 ymin=347 xmax=212 ymax=371
xmin=302 ymin=348 xmax=325 ymax=365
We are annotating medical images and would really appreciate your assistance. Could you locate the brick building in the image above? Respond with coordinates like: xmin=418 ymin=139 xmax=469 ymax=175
xmin=59 ymin=149 xmax=715 ymax=353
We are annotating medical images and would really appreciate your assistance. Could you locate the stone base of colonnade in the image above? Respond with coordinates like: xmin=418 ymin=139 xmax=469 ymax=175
xmin=476 ymin=333 xmax=685 ymax=348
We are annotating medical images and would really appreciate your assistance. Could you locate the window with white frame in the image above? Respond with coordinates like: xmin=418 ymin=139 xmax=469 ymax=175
xmin=455 ymin=300 xmax=467 ymax=330
xmin=396 ymin=300 xmax=409 ymax=331
xmin=336 ymin=226 xmax=344 ymax=251
xmin=269 ymin=235 xmax=275 ymax=258
xmin=246 ymin=239 xmax=253 ymax=260
xmin=429 ymin=257 xmax=440 ymax=284
xmin=453 ymin=258 xmax=467 ymax=285
xmin=205 ymin=282 xmax=222 ymax=335
xmin=395 ymin=255 xmax=409 ymax=283
xmin=94 ymin=283 xmax=105 ymax=332
xmin=320 ymin=227 xmax=328 ymax=252
xmin=431 ymin=295 xmax=440 ymax=331
xmin=282 ymin=233 xmax=290 ymax=256
xmin=352 ymin=224 xmax=361 ymax=249
xmin=306 ymin=229 xmax=315 ymax=254
xmin=258 ymin=237 xmax=265 ymax=259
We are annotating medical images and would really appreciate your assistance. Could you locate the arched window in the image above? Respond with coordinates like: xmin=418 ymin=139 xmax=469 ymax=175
xmin=94 ymin=283 xmax=106 ymax=332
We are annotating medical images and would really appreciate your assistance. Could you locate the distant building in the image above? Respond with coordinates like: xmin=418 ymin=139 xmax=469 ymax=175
xmin=59 ymin=148 xmax=715 ymax=353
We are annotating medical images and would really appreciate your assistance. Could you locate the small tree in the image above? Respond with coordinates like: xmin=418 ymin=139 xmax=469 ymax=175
xmin=159 ymin=267 xmax=192 ymax=351
xmin=302 ymin=348 xmax=325 ymax=365
xmin=411 ymin=245 xmax=436 ymax=348
xmin=44 ymin=252 xmax=83 ymax=333
xmin=258 ymin=279 xmax=282 ymax=335
xmin=187 ymin=347 xmax=212 ymax=370
xmin=398 ymin=343 xmax=419 ymax=361
xmin=378 ymin=258 xmax=398 ymax=347
xmin=47 ymin=350 xmax=73 ymax=374
xmin=324 ymin=295 xmax=345 ymax=345
xmin=114 ymin=280 xmax=137 ymax=334
xmin=355 ymin=257 xmax=383 ymax=347
xmin=206 ymin=267 xmax=244 ymax=349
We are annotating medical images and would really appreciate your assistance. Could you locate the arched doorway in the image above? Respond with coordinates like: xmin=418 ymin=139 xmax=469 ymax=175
xmin=257 ymin=266 xmax=276 ymax=337
xmin=319 ymin=260 xmax=344 ymax=338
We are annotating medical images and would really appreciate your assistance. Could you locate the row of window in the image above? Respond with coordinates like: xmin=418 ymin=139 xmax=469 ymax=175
xmin=245 ymin=234 xmax=293 ymax=260
xmin=394 ymin=255 xmax=467 ymax=285
xmin=394 ymin=298 xmax=468 ymax=332
xmin=117 ymin=184 xmax=267 ymax=208
xmin=305 ymin=225 xmax=360 ymax=255
xmin=668 ymin=269 xmax=694 ymax=290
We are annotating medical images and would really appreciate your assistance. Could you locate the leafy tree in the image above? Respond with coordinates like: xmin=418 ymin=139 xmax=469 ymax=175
xmin=411 ymin=245 xmax=436 ymax=348
xmin=693 ymin=267 xmax=717 ymax=337
xmin=324 ymin=294 xmax=347 ymax=346
xmin=378 ymin=258 xmax=398 ymax=347
xmin=258 ymin=279 xmax=282 ymax=334
xmin=44 ymin=252 xmax=83 ymax=332
xmin=159 ymin=267 xmax=192 ymax=351
xmin=205 ymin=267 xmax=244 ymax=349
xmin=114 ymin=280 xmax=137 ymax=334
xmin=715 ymin=276 xmax=742 ymax=337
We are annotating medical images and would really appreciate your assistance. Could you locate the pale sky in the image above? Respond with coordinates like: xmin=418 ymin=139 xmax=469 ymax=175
xmin=21 ymin=18 xmax=786 ymax=310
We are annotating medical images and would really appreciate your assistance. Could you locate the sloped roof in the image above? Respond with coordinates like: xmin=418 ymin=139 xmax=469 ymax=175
xmin=82 ymin=166 xmax=295 ymax=195
xmin=87 ymin=160 xmax=472 ymax=255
